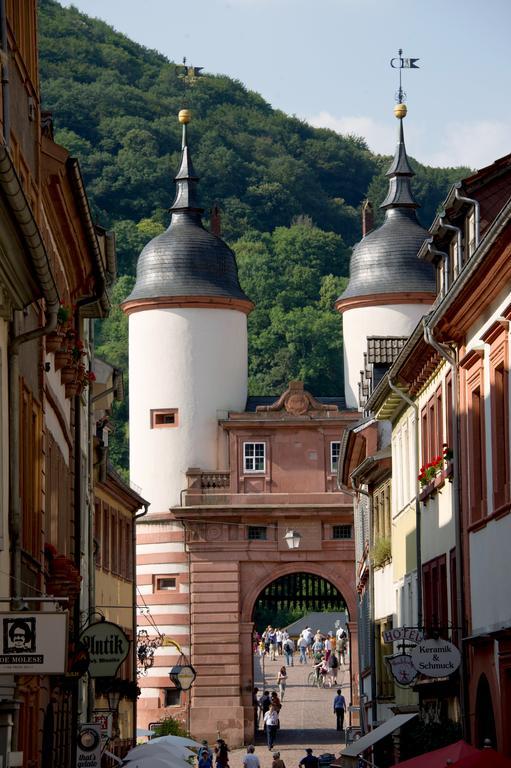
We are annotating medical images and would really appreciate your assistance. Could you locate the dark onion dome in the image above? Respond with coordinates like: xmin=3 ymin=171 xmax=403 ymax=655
xmin=336 ymin=105 xmax=436 ymax=312
xmin=123 ymin=110 xmax=253 ymax=314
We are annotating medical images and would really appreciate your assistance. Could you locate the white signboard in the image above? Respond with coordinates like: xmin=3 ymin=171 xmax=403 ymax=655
xmin=383 ymin=627 xmax=424 ymax=644
xmin=0 ymin=612 xmax=67 ymax=674
xmin=76 ymin=724 xmax=101 ymax=768
xmin=411 ymin=638 xmax=461 ymax=678
xmin=386 ymin=653 xmax=418 ymax=686
xmin=80 ymin=620 xmax=130 ymax=678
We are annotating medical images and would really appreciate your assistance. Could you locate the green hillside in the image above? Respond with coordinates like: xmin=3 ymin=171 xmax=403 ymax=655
xmin=38 ymin=0 xmax=470 ymax=476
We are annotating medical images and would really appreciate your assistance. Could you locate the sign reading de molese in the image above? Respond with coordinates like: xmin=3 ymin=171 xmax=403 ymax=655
xmin=0 ymin=612 xmax=68 ymax=674
xmin=79 ymin=621 xmax=130 ymax=678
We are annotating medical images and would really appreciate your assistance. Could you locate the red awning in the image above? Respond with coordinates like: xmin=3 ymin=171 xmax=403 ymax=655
xmin=453 ymin=748 xmax=511 ymax=768
xmin=392 ymin=740 xmax=479 ymax=768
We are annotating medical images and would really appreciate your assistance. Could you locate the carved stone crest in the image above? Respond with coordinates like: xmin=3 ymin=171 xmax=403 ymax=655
xmin=256 ymin=381 xmax=338 ymax=416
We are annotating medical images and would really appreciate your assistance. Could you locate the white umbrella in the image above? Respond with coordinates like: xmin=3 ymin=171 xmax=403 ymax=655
xmin=126 ymin=743 xmax=194 ymax=763
xmin=149 ymin=735 xmax=202 ymax=749
xmin=123 ymin=759 xmax=179 ymax=768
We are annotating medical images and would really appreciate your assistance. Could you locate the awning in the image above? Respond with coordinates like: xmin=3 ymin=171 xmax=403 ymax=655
xmin=341 ymin=713 xmax=418 ymax=760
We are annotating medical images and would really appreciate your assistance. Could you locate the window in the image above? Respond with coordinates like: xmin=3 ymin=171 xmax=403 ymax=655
xmin=247 ymin=526 xmax=267 ymax=541
xmin=164 ymin=688 xmax=181 ymax=707
xmin=483 ymin=321 xmax=510 ymax=511
xmin=461 ymin=349 xmax=486 ymax=524
xmin=422 ymin=554 xmax=448 ymax=635
xmin=330 ymin=442 xmax=341 ymax=473
xmin=332 ymin=525 xmax=352 ymax=540
xmin=151 ymin=409 xmax=178 ymax=428
xmin=373 ymin=481 xmax=391 ymax=543
xmin=466 ymin=211 xmax=476 ymax=260
xmin=102 ymin=503 xmax=110 ymax=571
xmin=155 ymin=576 xmax=177 ymax=590
xmin=243 ymin=442 xmax=265 ymax=472
xmin=421 ymin=387 xmax=443 ymax=467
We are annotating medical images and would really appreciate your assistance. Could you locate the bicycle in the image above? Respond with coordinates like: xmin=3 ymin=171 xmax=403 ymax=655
xmin=307 ymin=671 xmax=325 ymax=688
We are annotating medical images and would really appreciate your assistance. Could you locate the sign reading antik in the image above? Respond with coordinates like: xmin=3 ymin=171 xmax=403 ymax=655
xmin=0 ymin=612 xmax=68 ymax=674
xmin=410 ymin=638 xmax=461 ymax=678
xmin=79 ymin=620 xmax=130 ymax=678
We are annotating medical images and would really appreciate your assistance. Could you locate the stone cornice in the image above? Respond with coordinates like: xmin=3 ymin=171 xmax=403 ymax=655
xmin=335 ymin=291 xmax=435 ymax=313
xmin=122 ymin=294 xmax=254 ymax=316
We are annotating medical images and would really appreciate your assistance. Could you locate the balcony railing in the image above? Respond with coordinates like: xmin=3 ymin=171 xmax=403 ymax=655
xmin=186 ymin=469 xmax=231 ymax=492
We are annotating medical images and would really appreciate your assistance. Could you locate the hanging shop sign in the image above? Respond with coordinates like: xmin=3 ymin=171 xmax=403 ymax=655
xmin=92 ymin=711 xmax=113 ymax=739
xmin=0 ymin=612 xmax=68 ymax=674
xmin=383 ymin=626 xmax=424 ymax=644
xmin=79 ymin=621 xmax=130 ymax=678
xmin=76 ymin=724 xmax=101 ymax=768
xmin=410 ymin=638 xmax=461 ymax=678
xmin=386 ymin=653 xmax=418 ymax=686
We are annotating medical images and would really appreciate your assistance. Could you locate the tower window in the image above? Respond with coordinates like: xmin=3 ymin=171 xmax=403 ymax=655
xmin=151 ymin=409 xmax=178 ymax=428
xmin=243 ymin=442 xmax=266 ymax=473
xmin=330 ymin=441 xmax=341 ymax=473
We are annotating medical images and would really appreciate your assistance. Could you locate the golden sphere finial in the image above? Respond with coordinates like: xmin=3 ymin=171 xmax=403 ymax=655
xmin=178 ymin=109 xmax=192 ymax=124
xmin=394 ymin=103 xmax=407 ymax=119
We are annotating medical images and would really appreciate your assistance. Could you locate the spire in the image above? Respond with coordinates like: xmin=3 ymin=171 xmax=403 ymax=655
xmin=170 ymin=109 xmax=203 ymax=213
xmin=380 ymin=103 xmax=419 ymax=210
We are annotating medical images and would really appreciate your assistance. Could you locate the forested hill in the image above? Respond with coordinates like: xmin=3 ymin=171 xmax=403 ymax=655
xmin=38 ymin=0 xmax=470 ymax=475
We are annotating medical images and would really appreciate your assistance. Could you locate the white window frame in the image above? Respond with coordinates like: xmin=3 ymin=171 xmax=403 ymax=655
xmin=243 ymin=442 xmax=266 ymax=473
xmin=330 ymin=441 xmax=341 ymax=473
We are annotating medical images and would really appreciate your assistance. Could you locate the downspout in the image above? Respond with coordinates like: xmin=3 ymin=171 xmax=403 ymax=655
xmin=387 ymin=378 xmax=422 ymax=630
xmin=423 ymin=320 xmax=468 ymax=741
xmin=440 ymin=217 xmax=462 ymax=277
xmin=133 ymin=503 xmax=148 ymax=746
xmin=455 ymin=186 xmax=480 ymax=249
xmin=0 ymin=0 xmax=10 ymax=149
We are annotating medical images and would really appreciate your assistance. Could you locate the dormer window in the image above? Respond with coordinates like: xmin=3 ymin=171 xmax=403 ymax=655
xmin=466 ymin=210 xmax=476 ymax=261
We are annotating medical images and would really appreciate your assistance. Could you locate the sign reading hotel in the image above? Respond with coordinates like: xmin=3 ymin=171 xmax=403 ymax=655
xmin=0 ymin=612 xmax=68 ymax=674
xmin=79 ymin=620 xmax=130 ymax=678
xmin=410 ymin=638 xmax=461 ymax=678
xmin=383 ymin=626 xmax=424 ymax=644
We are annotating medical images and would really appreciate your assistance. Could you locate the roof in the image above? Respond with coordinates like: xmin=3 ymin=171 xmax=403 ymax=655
xmin=283 ymin=612 xmax=347 ymax=637
xmin=125 ymin=121 xmax=252 ymax=308
xmin=337 ymin=115 xmax=435 ymax=306
xmin=367 ymin=336 xmax=407 ymax=365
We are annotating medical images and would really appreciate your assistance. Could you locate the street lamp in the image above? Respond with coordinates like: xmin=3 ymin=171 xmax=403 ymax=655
xmin=284 ymin=529 xmax=301 ymax=549
xmin=169 ymin=664 xmax=197 ymax=691
xmin=107 ymin=688 xmax=121 ymax=713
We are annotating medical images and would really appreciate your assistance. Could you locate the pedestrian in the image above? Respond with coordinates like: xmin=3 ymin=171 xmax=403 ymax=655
xmin=272 ymin=751 xmax=286 ymax=768
xmin=198 ymin=741 xmax=213 ymax=768
xmin=242 ymin=745 xmax=260 ymax=768
xmin=324 ymin=632 xmax=333 ymax=661
xmin=298 ymin=634 xmax=308 ymax=664
xmin=253 ymin=687 xmax=260 ymax=731
xmin=336 ymin=626 xmax=347 ymax=664
xmin=259 ymin=690 xmax=271 ymax=718
xmin=299 ymin=749 xmax=319 ymax=768
xmin=328 ymin=651 xmax=339 ymax=685
xmin=283 ymin=636 xmax=294 ymax=666
xmin=277 ymin=666 xmax=287 ymax=700
xmin=276 ymin=628 xmax=283 ymax=656
xmin=270 ymin=690 xmax=282 ymax=712
xmin=269 ymin=628 xmax=277 ymax=660
xmin=333 ymin=688 xmax=346 ymax=731
xmin=263 ymin=704 xmax=279 ymax=750
xmin=214 ymin=739 xmax=229 ymax=768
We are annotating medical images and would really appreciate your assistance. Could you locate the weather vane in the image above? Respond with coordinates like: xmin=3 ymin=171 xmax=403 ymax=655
xmin=175 ymin=57 xmax=203 ymax=88
xmin=390 ymin=49 xmax=419 ymax=104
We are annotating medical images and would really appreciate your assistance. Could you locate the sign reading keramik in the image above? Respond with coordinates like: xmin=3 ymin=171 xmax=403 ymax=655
xmin=410 ymin=638 xmax=461 ymax=678
xmin=0 ymin=612 xmax=68 ymax=674
xmin=79 ymin=620 xmax=130 ymax=678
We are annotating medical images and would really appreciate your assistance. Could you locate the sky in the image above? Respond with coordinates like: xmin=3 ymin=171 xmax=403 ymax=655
xmin=60 ymin=0 xmax=511 ymax=170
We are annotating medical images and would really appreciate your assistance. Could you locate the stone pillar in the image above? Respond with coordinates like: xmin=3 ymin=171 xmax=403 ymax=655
xmin=189 ymin=560 xmax=245 ymax=746
xmin=239 ymin=621 xmax=256 ymax=743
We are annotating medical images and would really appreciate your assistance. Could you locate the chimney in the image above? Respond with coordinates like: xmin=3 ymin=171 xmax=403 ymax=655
xmin=362 ymin=200 xmax=374 ymax=237
xmin=210 ymin=202 xmax=221 ymax=237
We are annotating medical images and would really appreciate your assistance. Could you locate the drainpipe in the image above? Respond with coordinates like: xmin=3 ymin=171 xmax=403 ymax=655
xmin=133 ymin=503 xmax=148 ymax=746
xmin=422 ymin=320 xmax=468 ymax=741
xmin=440 ymin=217 xmax=462 ymax=276
xmin=0 ymin=0 xmax=10 ymax=149
xmin=387 ymin=378 xmax=422 ymax=630
xmin=455 ymin=186 xmax=480 ymax=249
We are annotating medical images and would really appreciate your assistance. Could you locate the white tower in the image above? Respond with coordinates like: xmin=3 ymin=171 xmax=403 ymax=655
xmin=336 ymin=104 xmax=436 ymax=409
xmin=123 ymin=110 xmax=253 ymax=511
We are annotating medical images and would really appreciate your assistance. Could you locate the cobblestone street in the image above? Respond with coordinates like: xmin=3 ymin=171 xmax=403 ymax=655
xmin=229 ymin=654 xmax=352 ymax=768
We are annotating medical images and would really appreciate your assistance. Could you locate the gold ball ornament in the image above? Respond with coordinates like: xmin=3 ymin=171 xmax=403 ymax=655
xmin=178 ymin=109 xmax=192 ymax=124
xmin=393 ymin=103 xmax=407 ymax=119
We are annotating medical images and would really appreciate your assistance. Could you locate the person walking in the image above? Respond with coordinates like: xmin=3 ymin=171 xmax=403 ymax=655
xmin=277 ymin=666 xmax=287 ymax=700
xmin=269 ymin=629 xmax=277 ymax=661
xmin=198 ymin=741 xmax=213 ymax=768
xmin=283 ymin=636 xmax=294 ymax=666
xmin=242 ymin=745 xmax=260 ymax=768
xmin=299 ymin=749 xmax=319 ymax=768
xmin=263 ymin=705 xmax=279 ymax=750
xmin=272 ymin=751 xmax=286 ymax=768
xmin=259 ymin=690 xmax=271 ymax=719
xmin=328 ymin=651 xmax=339 ymax=685
xmin=333 ymin=688 xmax=346 ymax=731
xmin=214 ymin=739 xmax=229 ymax=768
xmin=298 ymin=634 xmax=308 ymax=664
xmin=336 ymin=626 xmax=347 ymax=665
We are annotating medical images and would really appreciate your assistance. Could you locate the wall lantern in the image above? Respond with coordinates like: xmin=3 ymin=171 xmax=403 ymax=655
xmin=107 ymin=688 xmax=121 ymax=712
xmin=284 ymin=529 xmax=301 ymax=549
xmin=169 ymin=664 xmax=197 ymax=691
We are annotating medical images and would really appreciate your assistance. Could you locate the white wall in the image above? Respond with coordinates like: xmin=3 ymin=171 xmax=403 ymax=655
xmin=374 ymin=564 xmax=393 ymax=619
xmin=129 ymin=307 xmax=247 ymax=511
xmin=343 ymin=303 xmax=432 ymax=409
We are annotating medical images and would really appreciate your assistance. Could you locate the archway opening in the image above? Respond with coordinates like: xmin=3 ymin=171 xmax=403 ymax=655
xmin=474 ymin=673 xmax=497 ymax=748
xmin=252 ymin=571 xmax=348 ymax=632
